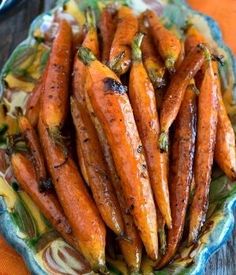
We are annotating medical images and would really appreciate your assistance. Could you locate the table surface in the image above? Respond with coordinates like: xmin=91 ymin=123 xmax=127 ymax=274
xmin=0 ymin=1 xmax=236 ymax=274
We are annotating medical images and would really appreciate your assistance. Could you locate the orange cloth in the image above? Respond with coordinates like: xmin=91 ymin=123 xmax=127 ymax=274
xmin=0 ymin=1 xmax=235 ymax=274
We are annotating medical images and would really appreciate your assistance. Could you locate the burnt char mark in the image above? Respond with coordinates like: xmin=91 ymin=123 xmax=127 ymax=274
xmin=103 ymin=77 xmax=127 ymax=95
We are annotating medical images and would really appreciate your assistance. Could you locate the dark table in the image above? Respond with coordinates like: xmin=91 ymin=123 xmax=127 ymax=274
xmin=0 ymin=1 xmax=235 ymax=274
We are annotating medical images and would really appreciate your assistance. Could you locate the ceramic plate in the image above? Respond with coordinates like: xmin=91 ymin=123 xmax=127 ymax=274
xmin=0 ymin=0 xmax=236 ymax=274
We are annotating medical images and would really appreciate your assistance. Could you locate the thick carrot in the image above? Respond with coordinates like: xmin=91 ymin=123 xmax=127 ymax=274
xmin=214 ymin=63 xmax=236 ymax=180
xmin=157 ymin=83 xmax=197 ymax=268
xmin=73 ymin=8 xmax=99 ymax=104
xmin=100 ymin=5 xmax=117 ymax=64
xmin=10 ymin=151 xmax=74 ymax=247
xmin=26 ymin=63 xmax=48 ymax=127
xmin=159 ymin=45 xmax=206 ymax=152
xmin=139 ymin=15 xmax=166 ymax=89
xmin=84 ymin=94 xmax=142 ymax=271
xmin=109 ymin=6 xmax=138 ymax=76
xmin=38 ymin=118 xmax=106 ymax=271
xmin=79 ymin=47 xmax=158 ymax=260
xmin=188 ymin=55 xmax=218 ymax=244
xmin=144 ymin=10 xmax=181 ymax=73
xmin=185 ymin=27 xmax=236 ymax=181
xmin=129 ymin=34 xmax=171 ymax=228
xmin=18 ymin=115 xmax=48 ymax=191
xmin=71 ymin=96 xmax=124 ymax=236
xmin=41 ymin=20 xmax=72 ymax=136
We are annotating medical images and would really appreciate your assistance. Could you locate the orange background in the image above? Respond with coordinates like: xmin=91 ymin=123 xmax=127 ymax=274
xmin=0 ymin=0 xmax=235 ymax=274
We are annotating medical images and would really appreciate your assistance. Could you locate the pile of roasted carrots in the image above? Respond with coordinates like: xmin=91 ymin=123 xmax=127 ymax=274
xmin=7 ymin=5 xmax=236 ymax=273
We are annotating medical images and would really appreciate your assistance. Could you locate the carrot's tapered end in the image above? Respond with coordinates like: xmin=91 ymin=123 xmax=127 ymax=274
xmin=77 ymin=47 xmax=96 ymax=66
xmin=159 ymin=132 xmax=169 ymax=152
xmin=165 ymin=57 xmax=176 ymax=74
xmin=132 ymin=32 xmax=145 ymax=62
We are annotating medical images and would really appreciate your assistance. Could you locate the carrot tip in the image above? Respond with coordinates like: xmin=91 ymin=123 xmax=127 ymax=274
xmin=165 ymin=57 xmax=176 ymax=74
xmin=148 ymin=68 xmax=166 ymax=89
xmin=108 ymin=51 xmax=125 ymax=75
xmin=189 ymin=83 xmax=200 ymax=95
xmin=159 ymin=132 xmax=169 ymax=152
xmin=132 ymin=32 xmax=145 ymax=62
xmin=77 ymin=47 xmax=96 ymax=65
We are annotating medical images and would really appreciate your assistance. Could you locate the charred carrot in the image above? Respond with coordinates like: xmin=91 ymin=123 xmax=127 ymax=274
xmin=129 ymin=34 xmax=171 ymax=228
xmin=84 ymin=94 xmax=142 ymax=271
xmin=100 ymin=5 xmax=117 ymax=64
xmin=109 ymin=6 xmax=138 ymax=76
xmin=157 ymin=83 xmax=197 ymax=268
xmin=41 ymin=20 xmax=72 ymax=136
xmin=10 ymin=151 xmax=75 ymax=247
xmin=18 ymin=115 xmax=48 ymax=191
xmin=71 ymin=96 xmax=124 ymax=236
xmin=73 ymin=8 xmax=99 ymax=104
xmin=144 ymin=10 xmax=181 ymax=73
xmin=38 ymin=118 xmax=106 ymax=271
xmin=159 ymin=44 xmax=207 ymax=152
xmin=79 ymin=47 xmax=158 ymax=260
xmin=26 ymin=64 xmax=48 ymax=127
xmin=139 ymin=16 xmax=166 ymax=89
xmin=188 ymin=54 xmax=218 ymax=244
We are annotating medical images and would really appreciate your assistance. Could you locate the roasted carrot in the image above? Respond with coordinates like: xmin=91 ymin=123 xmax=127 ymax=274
xmin=18 ymin=115 xmax=49 ymax=191
xmin=157 ymin=83 xmax=197 ymax=268
xmin=144 ymin=10 xmax=181 ymax=73
xmin=41 ymin=20 xmax=72 ymax=136
xmin=159 ymin=44 xmax=206 ymax=152
xmin=73 ymin=8 xmax=99 ymax=104
xmin=26 ymin=63 xmax=48 ymax=127
xmin=10 ymin=151 xmax=75 ymax=247
xmin=109 ymin=6 xmax=138 ymax=76
xmin=38 ymin=118 xmax=106 ymax=271
xmin=214 ymin=63 xmax=236 ymax=180
xmin=139 ymin=15 xmax=166 ymax=89
xmin=129 ymin=34 xmax=171 ymax=228
xmin=188 ymin=54 xmax=218 ymax=244
xmin=185 ymin=26 xmax=236 ymax=181
xmin=84 ymin=94 xmax=142 ymax=271
xmin=100 ymin=5 xmax=117 ymax=64
xmin=79 ymin=47 xmax=158 ymax=260
xmin=71 ymin=96 xmax=124 ymax=236
xmin=77 ymin=142 xmax=89 ymax=185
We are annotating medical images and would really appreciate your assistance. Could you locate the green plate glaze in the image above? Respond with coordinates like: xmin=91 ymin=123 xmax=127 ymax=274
xmin=0 ymin=0 xmax=236 ymax=274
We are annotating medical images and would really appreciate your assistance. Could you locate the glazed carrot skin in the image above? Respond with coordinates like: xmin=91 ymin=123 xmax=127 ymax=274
xmin=71 ymin=96 xmax=124 ymax=236
xmin=129 ymin=34 xmax=171 ymax=229
xmin=84 ymin=94 xmax=142 ymax=271
xmin=18 ymin=115 xmax=47 ymax=188
xmin=100 ymin=6 xmax=117 ymax=64
xmin=79 ymin=47 xmax=158 ymax=261
xmin=159 ymin=45 xmax=206 ymax=151
xmin=109 ymin=6 xmax=138 ymax=76
xmin=73 ymin=9 xmax=99 ymax=104
xmin=185 ymin=27 xmax=236 ymax=181
xmin=214 ymin=63 xmax=236 ymax=180
xmin=38 ymin=118 xmax=106 ymax=271
xmin=26 ymin=64 xmax=48 ymax=127
xmin=11 ymin=152 xmax=74 ymax=246
xmin=157 ymin=84 xmax=197 ymax=268
xmin=145 ymin=10 xmax=181 ymax=73
xmin=188 ymin=57 xmax=218 ymax=244
xmin=139 ymin=16 xmax=166 ymax=89
xmin=41 ymin=20 xmax=72 ymax=133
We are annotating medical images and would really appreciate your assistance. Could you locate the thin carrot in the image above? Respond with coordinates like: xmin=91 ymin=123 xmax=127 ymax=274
xmin=159 ymin=44 xmax=206 ymax=152
xmin=71 ymin=96 xmax=124 ymax=236
xmin=10 ymin=151 xmax=75 ymax=247
xmin=38 ymin=118 xmax=106 ymax=271
xmin=129 ymin=34 xmax=171 ymax=228
xmin=79 ymin=47 xmax=158 ymax=260
xmin=144 ymin=10 xmax=181 ymax=73
xmin=100 ymin=5 xmax=117 ymax=64
xmin=157 ymin=83 xmax=197 ymax=268
xmin=109 ymin=6 xmax=138 ymax=76
xmin=139 ymin=15 xmax=166 ymax=89
xmin=188 ymin=54 xmax=218 ymax=244
xmin=84 ymin=94 xmax=142 ymax=271
xmin=18 ymin=115 xmax=48 ymax=191
xmin=41 ymin=19 xmax=72 ymax=137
